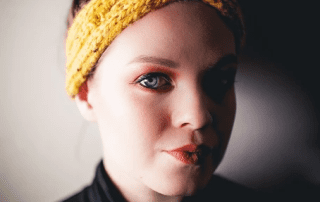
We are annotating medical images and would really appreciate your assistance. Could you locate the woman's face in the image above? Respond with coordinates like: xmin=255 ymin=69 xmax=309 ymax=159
xmin=85 ymin=1 xmax=236 ymax=198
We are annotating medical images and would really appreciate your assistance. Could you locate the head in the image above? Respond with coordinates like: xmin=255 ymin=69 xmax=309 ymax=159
xmin=66 ymin=0 xmax=244 ymax=200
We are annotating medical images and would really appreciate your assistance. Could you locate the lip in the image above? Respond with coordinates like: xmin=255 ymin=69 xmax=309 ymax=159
xmin=166 ymin=144 xmax=212 ymax=165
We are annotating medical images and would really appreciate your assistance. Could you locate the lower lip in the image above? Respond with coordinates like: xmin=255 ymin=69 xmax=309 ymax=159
xmin=167 ymin=151 xmax=199 ymax=165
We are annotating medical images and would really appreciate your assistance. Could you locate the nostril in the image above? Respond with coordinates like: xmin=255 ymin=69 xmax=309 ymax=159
xmin=174 ymin=107 xmax=213 ymax=130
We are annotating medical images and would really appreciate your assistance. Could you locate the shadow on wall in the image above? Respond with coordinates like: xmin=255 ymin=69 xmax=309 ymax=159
xmin=216 ymin=48 xmax=320 ymax=200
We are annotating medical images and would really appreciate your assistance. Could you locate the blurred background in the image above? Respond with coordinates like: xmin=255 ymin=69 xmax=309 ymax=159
xmin=0 ymin=0 xmax=319 ymax=201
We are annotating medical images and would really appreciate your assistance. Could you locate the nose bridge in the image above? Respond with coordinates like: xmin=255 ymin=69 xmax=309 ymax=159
xmin=172 ymin=81 xmax=212 ymax=129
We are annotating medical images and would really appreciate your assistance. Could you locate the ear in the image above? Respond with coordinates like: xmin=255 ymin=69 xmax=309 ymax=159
xmin=74 ymin=80 xmax=97 ymax=122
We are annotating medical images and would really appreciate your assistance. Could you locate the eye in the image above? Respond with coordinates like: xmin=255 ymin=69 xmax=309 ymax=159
xmin=136 ymin=72 xmax=172 ymax=90
xmin=219 ymin=69 xmax=236 ymax=87
xmin=202 ymin=68 xmax=237 ymax=103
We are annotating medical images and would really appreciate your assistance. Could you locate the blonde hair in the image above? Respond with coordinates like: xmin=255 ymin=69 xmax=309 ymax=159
xmin=66 ymin=0 xmax=245 ymax=99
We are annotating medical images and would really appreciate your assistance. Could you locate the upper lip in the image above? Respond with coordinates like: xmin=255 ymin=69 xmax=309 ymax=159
xmin=167 ymin=144 xmax=212 ymax=154
xmin=168 ymin=144 xmax=198 ymax=152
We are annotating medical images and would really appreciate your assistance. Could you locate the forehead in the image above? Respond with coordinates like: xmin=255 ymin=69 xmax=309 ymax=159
xmin=99 ymin=1 xmax=235 ymax=71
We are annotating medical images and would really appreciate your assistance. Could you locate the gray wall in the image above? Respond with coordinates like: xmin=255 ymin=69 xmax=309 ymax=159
xmin=0 ymin=0 xmax=319 ymax=201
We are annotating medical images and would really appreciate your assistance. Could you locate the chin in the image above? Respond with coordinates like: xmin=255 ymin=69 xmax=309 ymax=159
xmin=148 ymin=170 xmax=213 ymax=197
xmin=141 ymin=154 xmax=217 ymax=197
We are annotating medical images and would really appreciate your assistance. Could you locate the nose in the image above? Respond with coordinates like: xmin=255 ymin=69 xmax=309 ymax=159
xmin=172 ymin=86 xmax=213 ymax=130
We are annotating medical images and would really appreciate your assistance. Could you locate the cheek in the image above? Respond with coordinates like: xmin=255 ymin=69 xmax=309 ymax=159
xmin=93 ymin=81 xmax=170 ymax=165
xmin=125 ymin=90 xmax=171 ymax=136
xmin=215 ymin=88 xmax=236 ymax=148
xmin=95 ymin=70 xmax=169 ymax=134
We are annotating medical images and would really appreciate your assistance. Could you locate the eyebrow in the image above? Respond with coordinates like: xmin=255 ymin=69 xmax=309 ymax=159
xmin=211 ymin=54 xmax=238 ymax=70
xmin=128 ymin=55 xmax=179 ymax=68
xmin=128 ymin=54 xmax=237 ymax=69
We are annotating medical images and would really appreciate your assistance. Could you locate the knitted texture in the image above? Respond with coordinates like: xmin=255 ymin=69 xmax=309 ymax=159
xmin=66 ymin=0 xmax=244 ymax=99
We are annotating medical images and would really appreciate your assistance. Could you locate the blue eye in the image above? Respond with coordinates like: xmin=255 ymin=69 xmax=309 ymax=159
xmin=202 ymin=68 xmax=237 ymax=103
xmin=137 ymin=73 xmax=172 ymax=90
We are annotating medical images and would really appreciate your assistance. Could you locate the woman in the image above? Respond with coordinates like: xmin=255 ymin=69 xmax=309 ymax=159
xmin=62 ymin=0 xmax=264 ymax=201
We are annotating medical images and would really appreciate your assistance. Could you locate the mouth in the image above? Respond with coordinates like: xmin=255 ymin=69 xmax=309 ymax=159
xmin=166 ymin=144 xmax=213 ymax=165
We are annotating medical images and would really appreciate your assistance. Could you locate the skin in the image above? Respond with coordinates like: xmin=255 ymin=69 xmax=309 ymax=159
xmin=76 ymin=2 xmax=237 ymax=202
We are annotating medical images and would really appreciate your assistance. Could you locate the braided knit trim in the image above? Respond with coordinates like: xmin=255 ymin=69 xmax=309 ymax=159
xmin=66 ymin=0 xmax=244 ymax=99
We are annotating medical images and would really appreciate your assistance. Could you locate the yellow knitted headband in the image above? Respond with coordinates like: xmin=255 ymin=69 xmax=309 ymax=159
xmin=66 ymin=0 xmax=244 ymax=99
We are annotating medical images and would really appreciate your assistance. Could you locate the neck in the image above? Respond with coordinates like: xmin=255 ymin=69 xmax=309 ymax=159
xmin=102 ymin=157 xmax=184 ymax=202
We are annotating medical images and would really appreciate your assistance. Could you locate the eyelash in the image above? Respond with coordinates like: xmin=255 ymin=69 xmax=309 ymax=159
xmin=136 ymin=72 xmax=172 ymax=91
